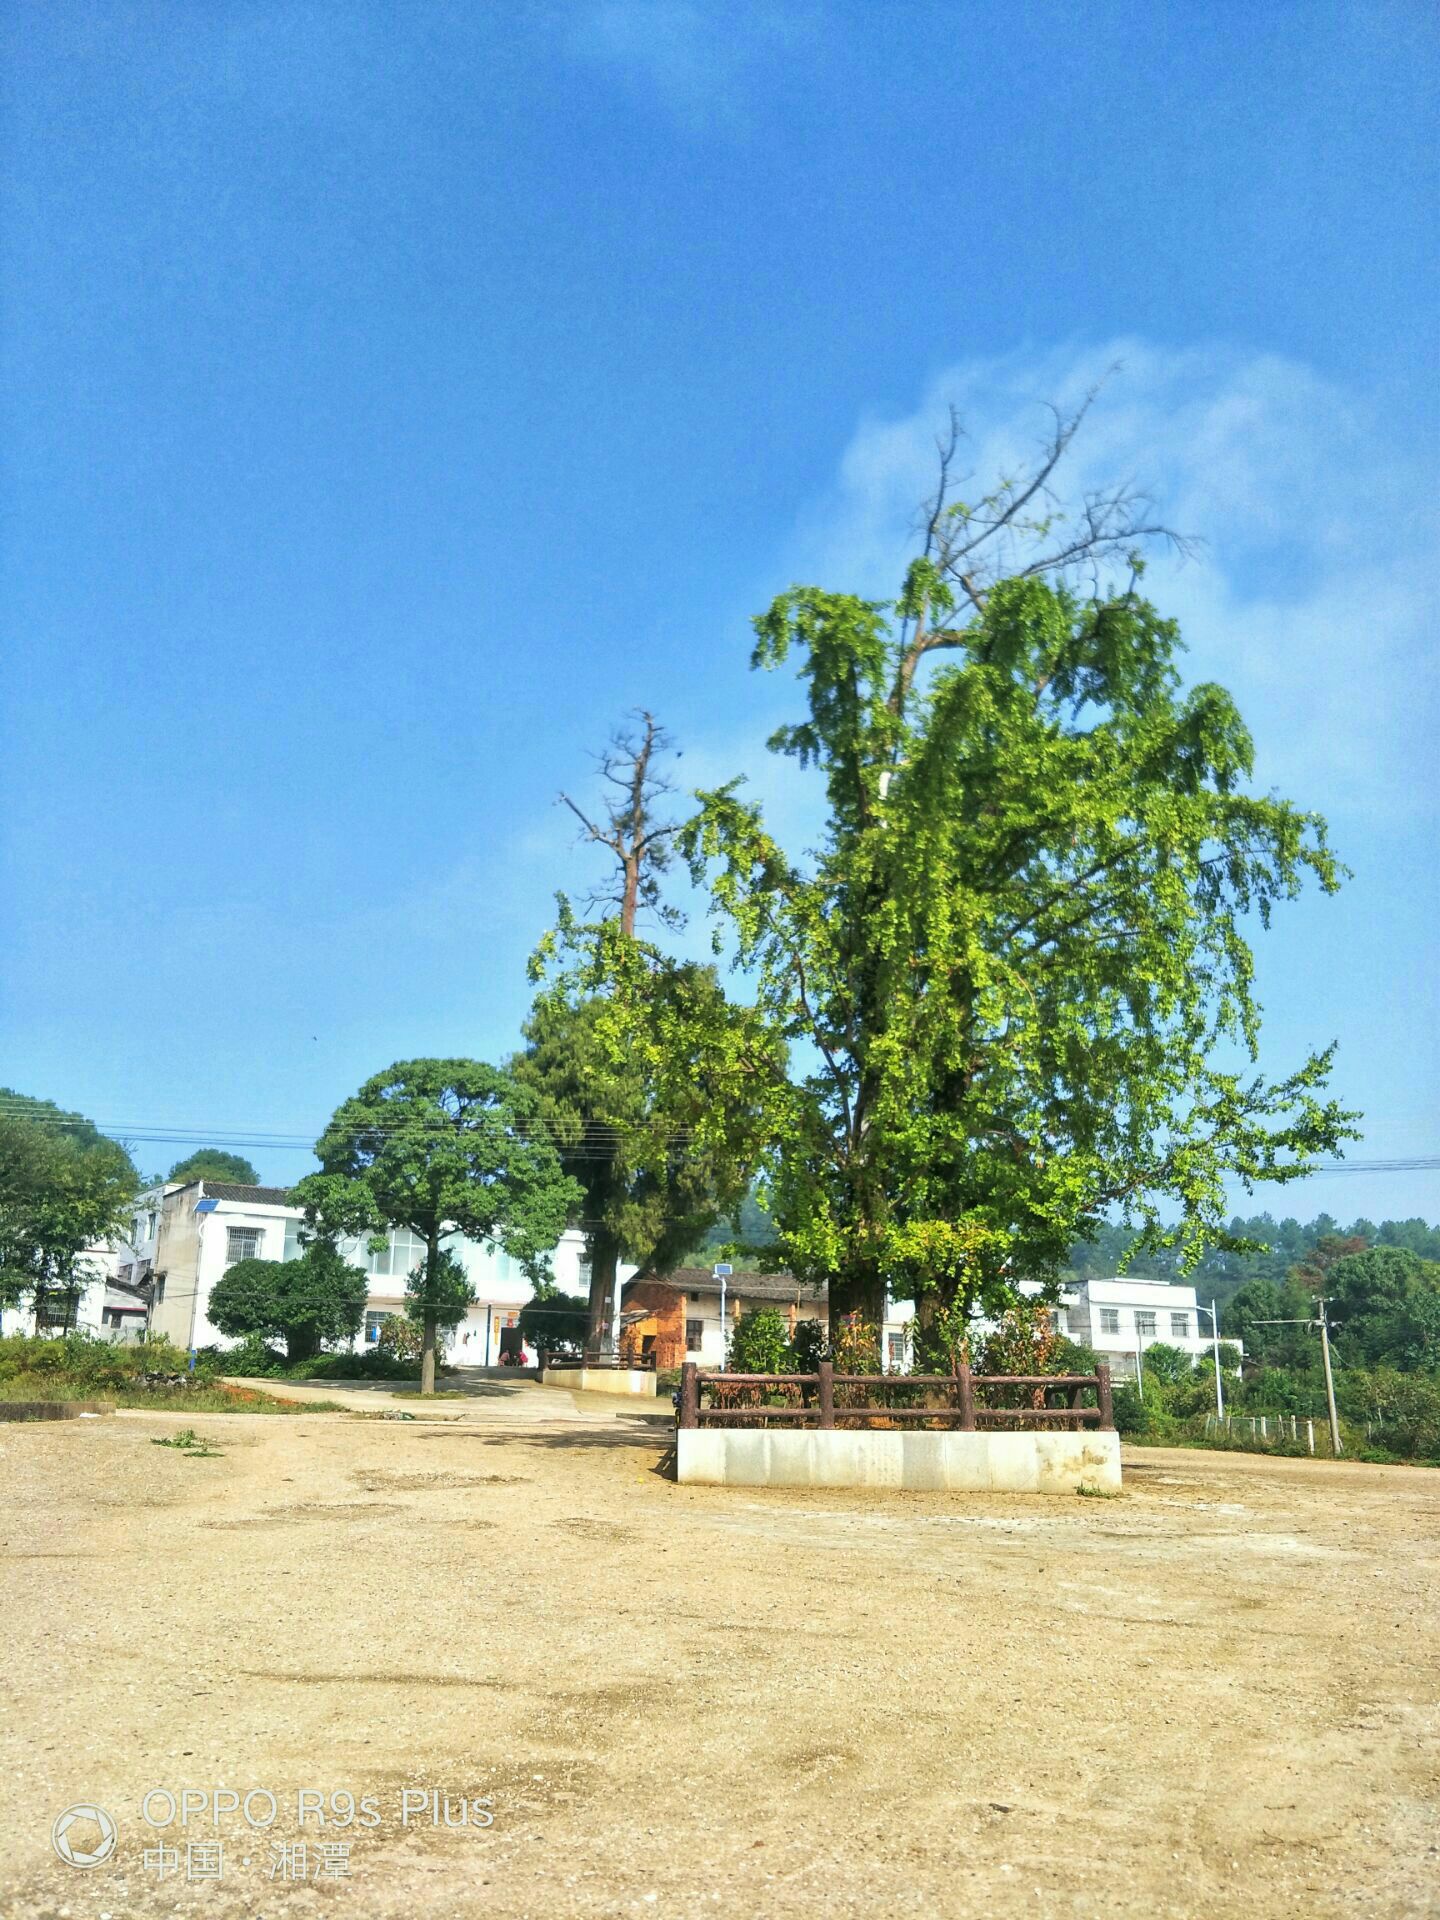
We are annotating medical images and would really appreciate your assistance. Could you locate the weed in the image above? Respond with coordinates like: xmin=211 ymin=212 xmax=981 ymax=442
xmin=151 ymin=1428 xmax=224 ymax=1457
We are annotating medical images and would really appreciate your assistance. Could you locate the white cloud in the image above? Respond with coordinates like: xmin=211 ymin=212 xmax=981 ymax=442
xmin=790 ymin=340 xmax=1438 ymax=821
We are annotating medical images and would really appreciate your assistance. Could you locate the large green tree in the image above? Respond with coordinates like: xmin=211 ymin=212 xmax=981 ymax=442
xmin=521 ymin=712 xmax=765 ymax=1353
xmin=0 ymin=1090 xmax=138 ymax=1328
xmin=168 ymin=1149 xmax=262 ymax=1185
xmin=1328 ymin=1248 xmax=1440 ymax=1372
xmin=208 ymin=1244 xmax=368 ymax=1362
xmin=579 ymin=406 xmax=1358 ymax=1349
xmin=292 ymin=1059 xmax=581 ymax=1393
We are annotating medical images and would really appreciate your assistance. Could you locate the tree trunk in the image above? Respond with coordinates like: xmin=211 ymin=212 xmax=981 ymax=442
xmin=586 ymin=1223 xmax=620 ymax=1360
xmin=286 ymin=1325 xmax=319 ymax=1365
xmin=828 ymin=1260 xmax=886 ymax=1358
xmin=420 ymin=1229 xmax=440 ymax=1395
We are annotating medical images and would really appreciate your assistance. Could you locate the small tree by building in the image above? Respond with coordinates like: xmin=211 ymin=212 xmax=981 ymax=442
xmin=207 ymin=1245 xmax=368 ymax=1362
xmin=728 ymin=1306 xmax=791 ymax=1373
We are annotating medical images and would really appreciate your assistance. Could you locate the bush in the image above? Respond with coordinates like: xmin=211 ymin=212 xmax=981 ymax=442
xmin=789 ymin=1318 xmax=830 ymax=1372
xmin=728 ymin=1307 xmax=792 ymax=1373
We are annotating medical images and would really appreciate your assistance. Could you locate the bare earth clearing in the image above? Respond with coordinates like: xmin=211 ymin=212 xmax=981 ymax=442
xmin=2 ymin=1379 xmax=1437 ymax=1920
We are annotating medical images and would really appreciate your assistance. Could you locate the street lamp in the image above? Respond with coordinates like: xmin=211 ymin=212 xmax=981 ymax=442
xmin=1193 ymin=1299 xmax=1225 ymax=1422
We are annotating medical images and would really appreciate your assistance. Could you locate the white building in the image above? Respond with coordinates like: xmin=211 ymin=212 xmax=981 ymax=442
xmin=0 ymin=1242 xmax=117 ymax=1339
xmin=1060 ymin=1276 xmax=1228 ymax=1382
xmin=121 ymin=1179 xmax=620 ymax=1367
xmin=884 ymin=1274 xmax=1227 ymax=1381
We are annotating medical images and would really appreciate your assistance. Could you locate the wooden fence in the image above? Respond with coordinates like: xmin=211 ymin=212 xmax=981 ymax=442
xmin=677 ymin=1360 xmax=1114 ymax=1432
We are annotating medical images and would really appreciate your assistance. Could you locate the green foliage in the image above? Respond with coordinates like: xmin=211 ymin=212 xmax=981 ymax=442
xmin=400 ymin=1246 xmax=475 ymax=1339
xmin=207 ymin=1245 xmax=369 ymax=1362
xmin=518 ymin=1289 xmax=589 ymax=1356
xmin=727 ymin=1306 xmax=792 ymax=1373
xmin=558 ymin=436 xmax=1356 ymax=1338
xmin=1327 ymin=1248 xmax=1440 ymax=1371
xmin=1068 ymin=1211 xmax=1440 ymax=1322
xmin=516 ymin=959 xmax=768 ymax=1344
xmin=974 ymin=1301 xmax=1059 ymax=1378
xmin=166 ymin=1149 xmax=262 ymax=1185
xmin=0 ymin=1091 xmax=138 ymax=1320
xmin=1224 ymin=1276 xmax=1317 ymax=1367
xmin=0 ymin=1331 xmax=334 ymax=1412
xmin=375 ymin=1314 xmax=425 ymax=1362
xmin=789 ymin=1317 xmax=830 ymax=1371
xmin=1140 ymin=1341 xmax=1193 ymax=1385
xmin=831 ymin=1313 xmax=882 ymax=1377
xmin=151 ymin=1428 xmax=224 ymax=1457
xmin=295 ymin=1059 xmax=580 ymax=1391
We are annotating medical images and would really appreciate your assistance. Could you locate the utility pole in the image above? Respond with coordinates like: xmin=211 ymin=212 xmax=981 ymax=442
xmin=1252 ymin=1305 xmax=1344 ymax=1457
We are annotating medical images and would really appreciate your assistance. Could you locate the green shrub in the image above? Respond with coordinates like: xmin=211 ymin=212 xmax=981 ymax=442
xmin=728 ymin=1307 xmax=792 ymax=1373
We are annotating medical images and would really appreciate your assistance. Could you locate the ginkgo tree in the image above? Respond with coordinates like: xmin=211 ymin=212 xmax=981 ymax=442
xmin=575 ymin=401 xmax=1360 ymax=1357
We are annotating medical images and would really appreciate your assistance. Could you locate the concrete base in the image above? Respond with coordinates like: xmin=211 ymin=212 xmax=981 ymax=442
xmin=676 ymin=1427 xmax=1121 ymax=1493
xmin=541 ymin=1367 xmax=657 ymax=1398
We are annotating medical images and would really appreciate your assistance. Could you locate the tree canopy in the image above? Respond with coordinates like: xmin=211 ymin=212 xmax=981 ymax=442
xmin=293 ymin=1058 xmax=581 ymax=1393
xmin=208 ymin=1245 xmax=368 ymax=1361
xmin=167 ymin=1149 xmax=262 ymax=1185
xmin=521 ymin=712 xmax=767 ymax=1353
xmin=563 ymin=406 xmax=1357 ymax=1352
xmin=1328 ymin=1248 xmax=1440 ymax=1373
xmin=0 ymin=1090 xmax=137 ymax=1325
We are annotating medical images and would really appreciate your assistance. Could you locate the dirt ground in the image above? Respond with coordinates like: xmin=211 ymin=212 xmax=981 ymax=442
xmin=2 ymin=1381 xmax=1437 ymax=1920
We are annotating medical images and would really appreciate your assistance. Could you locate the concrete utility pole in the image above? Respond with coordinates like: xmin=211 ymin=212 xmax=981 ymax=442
xmin=1253 ymin=1304 xmax=1344 ymax=1457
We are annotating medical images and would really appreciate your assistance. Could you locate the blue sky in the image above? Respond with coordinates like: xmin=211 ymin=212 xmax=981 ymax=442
xmin=1 ymin=2 xmax=1436 ymax=1225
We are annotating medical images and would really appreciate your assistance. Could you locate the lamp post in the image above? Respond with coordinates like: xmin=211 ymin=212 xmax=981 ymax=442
xmin=1193 ymin=1300 xmax=1225 ymax=1422
xmin=713 ymin=1263 xmax=731 ymax=1365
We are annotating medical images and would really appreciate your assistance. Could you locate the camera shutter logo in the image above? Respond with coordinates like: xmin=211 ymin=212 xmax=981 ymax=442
xmin=51 ymin=1803 xmax=118 ymax=1869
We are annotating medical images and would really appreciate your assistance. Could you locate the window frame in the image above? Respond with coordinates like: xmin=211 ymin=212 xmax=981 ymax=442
xmin=225 ymin=1225 xmax=263 ymax=1266
xmin=1099 ymin=1307 xmax=1121 ymax=1335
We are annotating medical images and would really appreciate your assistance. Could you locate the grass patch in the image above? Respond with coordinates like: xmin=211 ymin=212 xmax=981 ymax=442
xmin=0 ymin=1371 xmax=342 ymax=1415
xmin=151 ymin=1427 xmax=224 ymax=1457
xmin=1076 ymin=1481 xmax=1121 ymax=1498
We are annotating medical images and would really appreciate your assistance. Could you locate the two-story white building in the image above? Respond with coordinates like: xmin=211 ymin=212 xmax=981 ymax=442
xmin=1059 ymin=1275 xmax=1228 ymax=1381
xmin=124 ymin=1179 xmax=620 ymax=1366
xmin=877 ymin=1275 xmax=1227 ymax=1380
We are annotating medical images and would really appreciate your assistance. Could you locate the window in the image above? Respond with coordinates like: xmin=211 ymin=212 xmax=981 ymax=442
xmin=1049 ymin=1309 xmax=1068 ymax=1336
xmin=887 ymin=1332 xmax=906 ymax=1367
xmin=1170 ymin=1312 xmax=1190 ymax=1340
xmin=153 ymin=1274 xmax=166 ymax=1304
xmin=1134 ymin=1310 xmax=1157 ymax=1339
xmin=685 ymin=1319 xmax=704 ymax=1352
xmin=368 ymin=1228 xmax=430 ymax=1277
xmin=1099 ymin=1308 xmax=1120 ymax=1335
xmin=226 ymin=1226 xmax=263 ymax=1265
xmin=283 ymin=1218 xmax=305 ymax=1262
xmin=364 ymin=1311 xmax=389 ymax=1345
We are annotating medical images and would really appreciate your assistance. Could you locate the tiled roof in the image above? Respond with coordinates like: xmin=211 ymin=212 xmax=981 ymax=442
xmin=198 ymin=1182 xmax=294 ymax=1206
xmin=628 ymin=1267 xmax=826 ymax=1304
